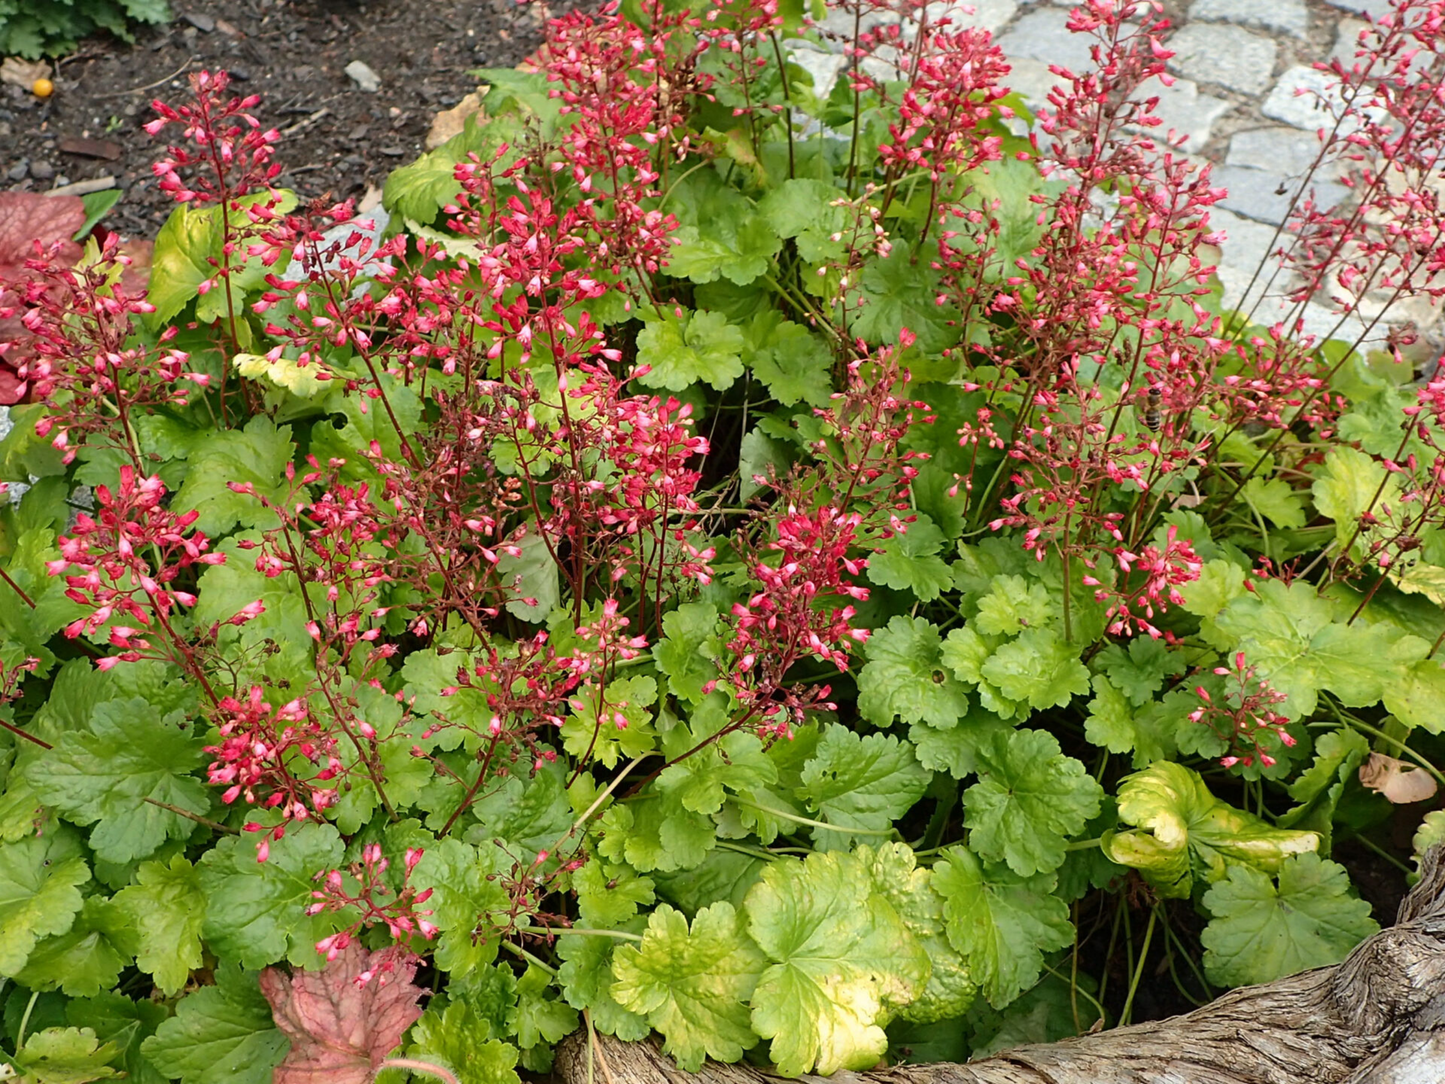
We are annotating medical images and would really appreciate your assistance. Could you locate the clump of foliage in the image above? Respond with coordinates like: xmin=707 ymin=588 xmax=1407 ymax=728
xmin=0 ymin=0 xmax=169 ymax=58
xmin=3 ymin=0 xmax=1445 ymax=1079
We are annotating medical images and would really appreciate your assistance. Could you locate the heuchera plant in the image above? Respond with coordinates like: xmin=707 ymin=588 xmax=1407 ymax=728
xmin=5 ymin=0 xmax=1445 ymax=1079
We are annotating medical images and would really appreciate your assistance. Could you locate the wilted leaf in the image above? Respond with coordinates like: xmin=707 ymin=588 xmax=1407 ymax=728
xmin=0 ymin=191 xmax=87 ymax=402
xmin=1358 ymin=752 xmax=1438 ymax=805
xmin=0 ymin=192 xmax=85 ymax=269
xmin=259 ymin=942 xmax=425 ymax=1084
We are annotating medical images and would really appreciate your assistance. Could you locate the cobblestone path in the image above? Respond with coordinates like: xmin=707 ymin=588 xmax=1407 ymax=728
xmin=787 ymin=0 xmax=1433 ymax=351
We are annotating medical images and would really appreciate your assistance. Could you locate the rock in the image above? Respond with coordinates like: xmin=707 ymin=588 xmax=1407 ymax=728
xmin=1213 ymin=163 xmax=1346 ymax=226
xmin=1191 ymin=0 xmax=1309 ymax=39
xmin=998 ymin=8 xmax=1096 ymax=73
xmin=1143 ymin=76 xmax=1233 ymax=153
xmin=818 ymin=4 xmax=899 ymax=40
xmin=1166 ymin=24 xmax=1277 ymax=96
xmin=6 ymin=160 xmax=27 ymax=181
xmin=1003 ymin=56 xmax=1068 ymax=109
xmin=1321 ymin=0 xmax=1394 ymax=17
xmin=1226 ymin=126 xmax=1337 ymax=178
xmin=1331 ymin=18 xmax=1370 ymax=67
xmin=345 ymin=60 xmax=382 ymax=93
xmin=27 ymin=160 xmax=53 ymax=181
xmin=1208 ymin=207 xmax=1288 ymax=279
xmin=183 ymin=11 xmax=216 ymax=32
xmin=314 ymin=208 xmax=393 ymax=288
xmin=785 ymin=45 xmax=850 ymax=101
xmin=922 ymin=0 xmax=1018 ymax=35
xmin=1261 ymin=65 xmax=1385 ymax=133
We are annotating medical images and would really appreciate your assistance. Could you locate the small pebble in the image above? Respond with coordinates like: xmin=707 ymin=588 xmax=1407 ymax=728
xmin=184 ymin=11 xmax=216 ymax=32
xmin=345 ymin=60 xmax=381 ymax=92
xmin=379 ymin=146 xmax=405 ymax=156
xmin=6 ymin=160 xmax=28 ymax=181
xmin=28 ymin=160 xmax=53 ymax=181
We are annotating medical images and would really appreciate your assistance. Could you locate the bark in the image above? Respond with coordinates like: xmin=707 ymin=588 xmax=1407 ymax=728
xmin=554 ymin=848 xmax=1445 ymax=1084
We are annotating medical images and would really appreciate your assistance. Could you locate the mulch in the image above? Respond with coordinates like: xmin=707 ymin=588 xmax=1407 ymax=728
xmin=0 ymin=0 xmax=557 ymax=240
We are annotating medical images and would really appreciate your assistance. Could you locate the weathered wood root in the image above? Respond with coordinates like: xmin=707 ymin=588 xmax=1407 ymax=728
xmin=555 ymin=848 xmax=1445 ymax=1084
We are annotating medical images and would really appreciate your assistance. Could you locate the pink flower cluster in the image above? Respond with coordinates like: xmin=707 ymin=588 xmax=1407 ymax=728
xmin=206 ymin=686 xmax=342 ymax=859
xmin=47 ymin=467 xmax=230 ymax=658
xmin=308 ymin=845 xmax=438 ymax=969
xmin=1190 ymin=652 xmax=1295 ymax=769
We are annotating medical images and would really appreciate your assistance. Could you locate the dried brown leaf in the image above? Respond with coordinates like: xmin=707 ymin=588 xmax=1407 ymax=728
xmin=259 ymin=943 xmax=426 ymax=1084
xmin=1359 ymin=752 xmax=1438 ymax=805
xmin=0 ymin=58 xmax=48 ymax=90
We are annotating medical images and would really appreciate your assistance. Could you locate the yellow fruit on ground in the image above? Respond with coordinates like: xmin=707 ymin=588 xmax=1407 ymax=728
xmin=32 ymin=78 xmax=54 ymax=99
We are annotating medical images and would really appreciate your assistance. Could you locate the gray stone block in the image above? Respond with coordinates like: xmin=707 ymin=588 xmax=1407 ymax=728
xmin=1226 ymin=126 xmax=1340 ymax=179
xmin=1330 ymin=18 xmax=1371 ymax=68
xmin=923 ymin=0 xmax=1019 ymax=35
xmin=1166 ymin=23 xmax=1277 ymax=95
xmin=1000 ymin=55 xmax=1068 ymax=107
xmin=1207 ymin=206 xmax=1288 ymax=280
xmin=1260 ymin=65 xmax=1382 ymax=132
xmin=786 ymin=43 xmax=849 ymax=100
xmin=1190 ymin=0 xmax=1309 ymax=39
xmin=819 ymin=5 xmax=900 ymax=40
xmin=1322 ymin=0 xmax=1394 ymax=18
xmin=1144 ymin=76 xmax=1233 ymax=153
xmin=998 ymin=8 xmax=1096 ymax=72
xmin=1214 ymin=163 xmax=1347 ymax=225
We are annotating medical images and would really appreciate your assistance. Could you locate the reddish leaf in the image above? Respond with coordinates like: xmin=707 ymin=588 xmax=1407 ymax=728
xmin=0 ymin=191 xmax=88 ymax=402
xmin=0 ymin=191 xmax=85 ymax=271
xmin=259 ymin=944 xmax=426 ymax=1084
xmin=115 ymin=238 xmax=154 ymax=298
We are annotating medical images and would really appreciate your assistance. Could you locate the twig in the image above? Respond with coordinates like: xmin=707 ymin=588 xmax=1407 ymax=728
xmin=280 ymin=108 xmax=330 ymax=136
xmin=94 ymin=57 xmax=200 ymax=98
xmin=0 ymin=718 xmax=50 ymax=750
xmin=142 ymin=797 xmax=238 ymax=835
xmin=44 ymin=176 xmax=116 ymax=198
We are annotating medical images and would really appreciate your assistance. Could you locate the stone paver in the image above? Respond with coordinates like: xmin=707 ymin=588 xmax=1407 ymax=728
xmin=1191 ymin=0 xmax=1309 ymax=39
xmin=1331 ymin=19 xmax=1370 ymax=67
xmin=1003 ymin=56 xmax=1067 ymax=108
xmin=924 ymin=0 xmax=1018 ymax=34
xmin=1323 ymin=0 xmax=1394 ymax=18
xmin=1213 ymin=164 xmax=1347 ymax=226
xmin=1226 ymin=127 xmax=1334 ymax=177
xmin=1261 ymin=65 xmax=1387 ymax=133
xmin=1167 ymin=23 xmax=1277 ymax=95
xmin=1147 ymin=76 xmax=1233 ymax=153
xmin=785 ymin=44 xmax=849 ymax=101
xmin=997 ymin=8 xmax=1097 ymax=72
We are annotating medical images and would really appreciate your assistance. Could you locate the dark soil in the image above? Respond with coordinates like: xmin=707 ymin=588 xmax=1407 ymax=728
xmin=0 ymin=0 xmax=554 ymax=239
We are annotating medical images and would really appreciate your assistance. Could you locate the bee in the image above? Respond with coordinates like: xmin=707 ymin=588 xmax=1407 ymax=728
xmin=1141 ymin=384 xmax=1163 ymax=432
